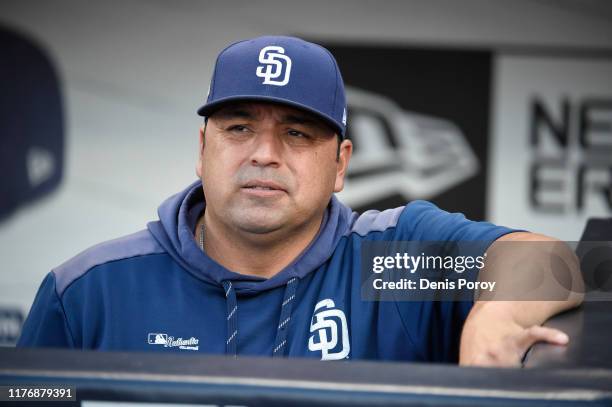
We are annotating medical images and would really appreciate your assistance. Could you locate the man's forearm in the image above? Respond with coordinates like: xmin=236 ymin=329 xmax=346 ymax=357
xmin=468 ymin=300 xmax=576 ymax=331
xmin=459 ymin=232 xmax=584 ymax=366
xmin=478 ymin=232 xmax=584 ymax=322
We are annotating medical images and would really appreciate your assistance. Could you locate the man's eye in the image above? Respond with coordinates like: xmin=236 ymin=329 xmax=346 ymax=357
xmin=287 ymin=129 xmax=309 ymax=138
xmin=227 ymin=125 xmax=250 ymax=133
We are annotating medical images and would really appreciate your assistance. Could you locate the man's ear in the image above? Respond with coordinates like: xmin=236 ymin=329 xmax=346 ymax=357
xmin=196 ymin=124 xmax=206 ymax=178
xmin=334 ymin=139 xmax=353 ymax=193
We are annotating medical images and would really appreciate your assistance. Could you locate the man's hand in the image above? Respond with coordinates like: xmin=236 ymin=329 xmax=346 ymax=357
xmin=459 ymin=302 xmax=569 ymax=366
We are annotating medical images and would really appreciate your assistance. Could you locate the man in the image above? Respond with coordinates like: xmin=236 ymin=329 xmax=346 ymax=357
xmin=18 ymin=36 xmax=583 ymax=365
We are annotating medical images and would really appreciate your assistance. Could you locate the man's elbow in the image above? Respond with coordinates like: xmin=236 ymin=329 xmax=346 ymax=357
xmin=496 ymin=231 xmax=585 ymax=310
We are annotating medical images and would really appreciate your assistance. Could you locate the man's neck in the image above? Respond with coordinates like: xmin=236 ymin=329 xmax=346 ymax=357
xmin=194 ymin=213 xmax=324 ymax=279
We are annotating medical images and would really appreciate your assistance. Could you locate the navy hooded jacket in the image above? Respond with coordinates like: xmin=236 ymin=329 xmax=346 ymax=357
xmin=18 ymin=181 xmax=515 ymax=362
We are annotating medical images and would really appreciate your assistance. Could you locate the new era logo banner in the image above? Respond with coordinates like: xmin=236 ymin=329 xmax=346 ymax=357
xmin=489 ymin=55 xmax=612 ymax=240
xmin=321 ymin=43 xmax=491 ymax=221
xmin=319 ymin=40 xmax=612 ymax=238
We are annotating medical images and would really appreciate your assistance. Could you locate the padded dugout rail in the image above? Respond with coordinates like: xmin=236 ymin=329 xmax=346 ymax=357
xmin=1 ymin=347 xmax=612 ymax=406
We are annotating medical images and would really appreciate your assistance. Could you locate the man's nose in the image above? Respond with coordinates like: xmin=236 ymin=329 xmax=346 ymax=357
xmin=250 ymin=129 xmax=282 ymax=167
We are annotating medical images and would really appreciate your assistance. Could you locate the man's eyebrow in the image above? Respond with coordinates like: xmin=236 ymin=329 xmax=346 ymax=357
xmin=280 ymin=114 xmax=320 ymax=126
xmin=212 ymin=108 xmax=255 ymax=120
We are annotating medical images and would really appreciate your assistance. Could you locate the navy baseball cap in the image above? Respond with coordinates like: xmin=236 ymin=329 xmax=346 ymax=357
xmin=197 ymin=35 xmax=347 ymax=138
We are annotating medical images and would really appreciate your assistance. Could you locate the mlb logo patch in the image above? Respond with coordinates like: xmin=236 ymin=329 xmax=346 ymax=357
xmin=147 ymin=333 xmax=167 ymax=345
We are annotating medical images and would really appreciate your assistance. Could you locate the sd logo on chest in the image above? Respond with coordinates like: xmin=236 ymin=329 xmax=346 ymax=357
xmin=308 ymin=299 xmax=350 ymax=360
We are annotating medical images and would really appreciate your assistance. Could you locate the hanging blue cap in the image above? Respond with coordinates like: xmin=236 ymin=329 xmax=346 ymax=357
xmin=197 ymin=35 xmax=347 ymax=138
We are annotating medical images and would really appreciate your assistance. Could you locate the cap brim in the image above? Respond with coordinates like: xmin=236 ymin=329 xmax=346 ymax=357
xmin=197 ymin=95 xmax=344 ymax=138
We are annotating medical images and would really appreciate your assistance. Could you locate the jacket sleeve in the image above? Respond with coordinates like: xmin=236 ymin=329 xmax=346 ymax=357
xmin=16 ymin=272 xmax=75 ymax=348
xmin=394 ymin=201 xmax=519 ymax=362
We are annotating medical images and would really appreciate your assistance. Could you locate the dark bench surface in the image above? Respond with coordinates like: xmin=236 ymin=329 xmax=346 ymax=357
xmin=526 ymin=301 xmax=612 ymax=369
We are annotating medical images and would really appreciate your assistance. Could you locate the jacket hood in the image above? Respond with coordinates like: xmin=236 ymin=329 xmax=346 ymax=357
xmin=147 ymin=180 xmax=353 ymax=294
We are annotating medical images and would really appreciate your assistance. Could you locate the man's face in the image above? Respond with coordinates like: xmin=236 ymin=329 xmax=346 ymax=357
xmin=197 ymin=102 xmax=352 ymax=238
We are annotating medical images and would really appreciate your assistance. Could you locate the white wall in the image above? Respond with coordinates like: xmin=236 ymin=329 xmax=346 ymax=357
xmin=1 ymin=0 xmax=611 ymax=326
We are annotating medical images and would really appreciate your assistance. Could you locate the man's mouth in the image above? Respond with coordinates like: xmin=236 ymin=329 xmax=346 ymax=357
xmin=245 ymin=186 xmax=276 ymax=190
xmin=241 ymin=180 xmax=287 ymax=195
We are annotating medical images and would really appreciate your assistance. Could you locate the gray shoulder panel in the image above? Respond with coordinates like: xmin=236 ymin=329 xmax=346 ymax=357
xmin=52 ymin=229 xmax=165 ymax=297
xmin=347 ymin=206 xmax=405 ymax=237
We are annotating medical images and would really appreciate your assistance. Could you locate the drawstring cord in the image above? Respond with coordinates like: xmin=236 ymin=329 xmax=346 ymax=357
xmin=222 ymin=280 xmax=238 ymax=357
xmin=272 ymin=277 xmax=298 ymax=358
xmin=200 ymin=221 xmax=299 ymax=358
xmin=220 ymin=277 xmax=300 ymax=358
